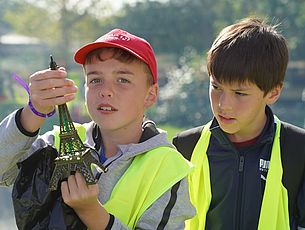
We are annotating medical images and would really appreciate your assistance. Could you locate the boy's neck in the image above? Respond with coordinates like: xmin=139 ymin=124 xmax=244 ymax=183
xmin=99 ymin=125 xmax=143 ymax=158
xmin=227 ymin=112 xmax=267 ymax=143
xmin=232 ymin=135 xmax=259 ymax=148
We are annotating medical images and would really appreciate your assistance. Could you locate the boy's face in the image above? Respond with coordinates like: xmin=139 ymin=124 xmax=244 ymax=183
xmin=209 ymin=76 xmax=281 ymax=142
xmin=84 ymin=49 xmax=158 ymax=133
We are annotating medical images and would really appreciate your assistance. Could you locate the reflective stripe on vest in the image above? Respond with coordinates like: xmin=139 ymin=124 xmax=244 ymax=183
xmin=53 ymin=125 xmax=193 ymax=229
xmin=186 ymin=116 xmax=290 ymax=230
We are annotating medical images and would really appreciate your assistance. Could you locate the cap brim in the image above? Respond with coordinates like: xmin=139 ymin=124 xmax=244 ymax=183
xmin=74 ymin=41 xmax=148 ymax=65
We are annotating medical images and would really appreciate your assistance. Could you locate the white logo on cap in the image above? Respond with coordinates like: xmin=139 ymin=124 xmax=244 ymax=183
xmin=103 ymin=34 xmax=130 ymax=42
xmin=118 ymin=35 xmax=130 ymax=41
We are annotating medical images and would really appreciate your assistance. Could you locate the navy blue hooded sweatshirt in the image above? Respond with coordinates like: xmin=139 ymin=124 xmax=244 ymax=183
xmin=173 ymin=106 xmax=305 ymax=230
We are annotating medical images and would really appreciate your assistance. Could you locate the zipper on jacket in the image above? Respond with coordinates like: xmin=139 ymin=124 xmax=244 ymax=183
xmin=239 ymin=156 xmax=245 ymax=172
xmin=236 ymin=154 xmax=245 ymax=229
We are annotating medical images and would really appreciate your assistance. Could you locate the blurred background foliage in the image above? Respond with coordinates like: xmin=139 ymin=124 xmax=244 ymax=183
xmin=0 ymin=0 xmax=304 ymax=132
xmin=0 ymin=0 xmax=305 ymax=227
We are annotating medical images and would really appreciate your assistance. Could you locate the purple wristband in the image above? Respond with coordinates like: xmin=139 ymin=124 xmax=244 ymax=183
xmin=12 ymin=72 xmax=56 ymax=118
xmin=28 ymin=100 xmax=56 ymax=118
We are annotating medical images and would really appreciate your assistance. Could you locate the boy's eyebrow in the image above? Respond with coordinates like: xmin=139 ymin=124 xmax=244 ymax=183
xmin=86 ymin=70 xmax=101 ymax=76
xmin=232 ymin=85 xmax=252 ymax=91
xmin=86 ymin=69 xmax=135 ymax=77
xmin=115 ymin=69 xmax=135 ymax=75
xmin=210 ymin=78 xmax=252 ymax=91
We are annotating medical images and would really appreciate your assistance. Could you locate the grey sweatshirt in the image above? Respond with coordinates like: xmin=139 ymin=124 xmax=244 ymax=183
xmin=0 ymin=109 xmax=195 ymax=229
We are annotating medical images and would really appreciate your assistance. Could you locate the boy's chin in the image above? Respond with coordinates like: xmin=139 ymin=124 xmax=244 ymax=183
xmin=216 ymin=120 xmax=238 ymax=134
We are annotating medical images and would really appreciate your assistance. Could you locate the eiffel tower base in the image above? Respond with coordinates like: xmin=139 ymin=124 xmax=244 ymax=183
xmin=49 ymin=148 xmax=107 ymax=191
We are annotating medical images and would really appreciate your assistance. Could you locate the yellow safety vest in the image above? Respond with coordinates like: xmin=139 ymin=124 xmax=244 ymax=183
xmin=104 ymin=146 xmax=193 ymax=228
xmin=53 ymin=125 xmax=193 ymax=229
xmin=186 ymin=116 xmax=290 ymax=230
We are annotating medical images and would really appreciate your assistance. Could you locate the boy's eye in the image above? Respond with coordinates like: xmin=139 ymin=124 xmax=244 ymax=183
xmin=235 ymin=92 xmax=247 ymax=96
xmin=118 ymin=78 xmax=130 ymax=84
xmin=211 ymin=84 xmax=219 ymax=90
xmin=90 ymin=79 xmax=101 ymax=84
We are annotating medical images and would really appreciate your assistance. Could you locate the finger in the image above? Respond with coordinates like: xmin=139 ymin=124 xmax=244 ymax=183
xmin=29 ymin=69 xmax=67 ymax=81
xmin=30 ymin=78 xmax=75 ymax=92
xmin=56 ymin=66 xmax=66 ymax=71
xmin=31 ymin=85 xmax=78 ymax=100
xmin=87 ymin=183 xmax=99 ymax=195
xmin=75 ymin=172 xmax=89 ymax=191
xmin=67 ymin=174 xmax=78 ymax=190
xmin=76 ymin=171 xmax=99 ymax=195
xmin=47 ymin=93 xmax=76 ymax=105
xmin=30 ymin=93 xmax=76 ymax=110
xmin=61 ymin=181 xmax=70 ymax=202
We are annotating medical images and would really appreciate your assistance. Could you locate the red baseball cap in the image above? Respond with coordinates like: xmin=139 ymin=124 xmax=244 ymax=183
xmin=74 ymin=28 xmax=157 ymax=83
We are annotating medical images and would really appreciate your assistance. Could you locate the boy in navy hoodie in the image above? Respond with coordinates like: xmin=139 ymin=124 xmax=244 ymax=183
xmin=173 ymin=17 xmax=305 ymax=230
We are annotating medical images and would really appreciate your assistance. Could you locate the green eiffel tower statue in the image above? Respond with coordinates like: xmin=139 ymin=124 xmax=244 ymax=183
xmin=48 ymin=55 xmax=107 ymax=191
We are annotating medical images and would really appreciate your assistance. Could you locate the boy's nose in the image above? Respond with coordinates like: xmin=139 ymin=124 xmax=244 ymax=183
xmin=100 ymin=92 xmax=113 ymax=98
xmin=99 ymin=90 xmax=113 ymax=98
xmin=218 ymin=93 xmax=232 ymax=110
xmin=99 ymin=84 xmax=113 ymax=98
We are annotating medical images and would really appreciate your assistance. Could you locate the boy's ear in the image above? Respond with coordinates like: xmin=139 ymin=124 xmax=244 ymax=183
xmin=144 ymin=84 xmax=158 ymax=108
xmin=266 ymin=84 xmax=283 ymax=105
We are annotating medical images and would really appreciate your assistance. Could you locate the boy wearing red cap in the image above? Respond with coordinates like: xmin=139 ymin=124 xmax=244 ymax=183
xmin=0 ymin=29 xmax=195 ymax=229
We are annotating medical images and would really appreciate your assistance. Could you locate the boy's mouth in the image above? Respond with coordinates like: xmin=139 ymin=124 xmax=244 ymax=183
xmin=97 ymin=104 xmax=118 ymax=111
xmin=219 ymin=114 xmax=232 ymax=119
xmin=218 ymin=114 xmax=235 ymax=123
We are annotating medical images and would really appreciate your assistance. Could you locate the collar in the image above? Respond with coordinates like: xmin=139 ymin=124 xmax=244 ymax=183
xmin=92 ymin=120 xmax=160 ymax=151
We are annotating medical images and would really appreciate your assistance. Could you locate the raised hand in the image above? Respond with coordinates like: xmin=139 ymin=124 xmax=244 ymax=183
xmin=29 ymin=67 xmax=78 ymax=115
xmin=20 ymin=67 xmax=78 ymax=133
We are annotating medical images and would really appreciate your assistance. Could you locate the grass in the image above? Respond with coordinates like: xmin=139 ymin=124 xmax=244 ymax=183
xmin=159 ymin=124 xmax=184 ymax=141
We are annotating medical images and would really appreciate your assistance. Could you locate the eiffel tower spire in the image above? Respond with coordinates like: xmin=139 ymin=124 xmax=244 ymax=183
xmin=48 ymin=55 xmax=107 ymax=191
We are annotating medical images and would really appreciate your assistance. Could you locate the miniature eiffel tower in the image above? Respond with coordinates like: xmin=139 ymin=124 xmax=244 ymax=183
xmin=48 ymin=56 xmax=107 ymax=191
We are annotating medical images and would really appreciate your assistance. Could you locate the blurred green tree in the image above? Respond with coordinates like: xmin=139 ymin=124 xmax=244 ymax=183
xmin=3 ymin=0 xmax=110 ymax=69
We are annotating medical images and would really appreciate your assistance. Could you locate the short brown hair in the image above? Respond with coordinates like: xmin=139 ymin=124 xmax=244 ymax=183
xmin=207 ymin=17 xmax=289 ymax=95
xmin=85 ymin=47 xmax=154 ymax=86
